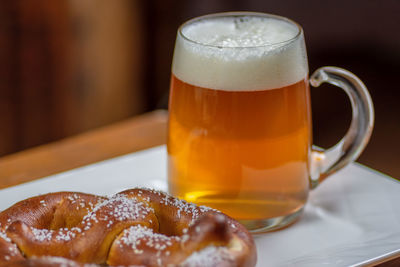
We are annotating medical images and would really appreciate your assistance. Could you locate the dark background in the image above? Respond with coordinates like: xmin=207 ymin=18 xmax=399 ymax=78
xmin=1 ymin=0 xmax=399 ymax=178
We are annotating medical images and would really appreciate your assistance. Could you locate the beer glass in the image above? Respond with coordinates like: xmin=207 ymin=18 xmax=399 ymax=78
xmin=167 ymin=12 xmax=374 ymax=233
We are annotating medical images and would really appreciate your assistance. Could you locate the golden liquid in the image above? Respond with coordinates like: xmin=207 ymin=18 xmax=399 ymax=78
xmin=168 ymin=75 xmax=312 ymax=221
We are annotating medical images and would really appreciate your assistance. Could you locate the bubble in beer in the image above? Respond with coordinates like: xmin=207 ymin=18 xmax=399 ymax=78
xmin=182 ymin=16 xmax=298 ymax=48
xmin=172 ymin=14 xmax=309 ymax=91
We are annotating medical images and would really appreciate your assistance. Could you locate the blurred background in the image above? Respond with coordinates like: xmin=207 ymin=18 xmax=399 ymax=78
xmin=0 ymin=0 xmax=399 ymax=178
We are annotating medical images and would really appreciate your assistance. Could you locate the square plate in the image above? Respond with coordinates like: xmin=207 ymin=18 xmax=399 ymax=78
xmin=1 ymin=146 xmax=399 ymax=266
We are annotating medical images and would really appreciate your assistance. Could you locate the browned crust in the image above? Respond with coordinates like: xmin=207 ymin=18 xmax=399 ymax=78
xmin=0 ymin=189 xmax=256 ymax=267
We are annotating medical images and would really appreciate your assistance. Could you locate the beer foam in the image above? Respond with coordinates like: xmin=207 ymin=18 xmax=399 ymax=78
xmin=172 ymin=15 xmax=308 ymax=91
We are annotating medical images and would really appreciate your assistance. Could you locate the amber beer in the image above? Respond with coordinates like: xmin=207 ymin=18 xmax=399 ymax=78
xmin=168 ymin=13 xmax=312 ymax=224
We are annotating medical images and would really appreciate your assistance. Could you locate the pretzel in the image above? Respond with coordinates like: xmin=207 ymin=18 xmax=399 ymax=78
xmin=0 ymin=188 xmax=256 ymax=267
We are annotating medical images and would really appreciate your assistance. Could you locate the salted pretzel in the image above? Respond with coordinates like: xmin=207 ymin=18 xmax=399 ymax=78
xmin=0 ymin=188 xmax=256 ymax=267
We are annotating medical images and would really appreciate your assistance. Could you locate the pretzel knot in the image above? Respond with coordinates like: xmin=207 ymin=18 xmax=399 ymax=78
xmin=0 ymin=188 xmax=256 ymax=267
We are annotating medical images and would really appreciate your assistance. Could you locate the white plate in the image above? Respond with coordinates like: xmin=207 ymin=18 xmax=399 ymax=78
xmin=1 ymin=146 xmax=399 ymax=267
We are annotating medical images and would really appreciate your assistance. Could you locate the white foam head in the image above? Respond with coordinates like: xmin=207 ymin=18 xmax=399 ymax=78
xmin=172 ymin=13 xmax=308 ymax=91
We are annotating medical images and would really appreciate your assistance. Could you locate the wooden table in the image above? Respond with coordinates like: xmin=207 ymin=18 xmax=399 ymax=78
xmin=0 ymin=109 xmax=398 ymax=266
xmin=0 ymin=110 xmax=168 ymax=189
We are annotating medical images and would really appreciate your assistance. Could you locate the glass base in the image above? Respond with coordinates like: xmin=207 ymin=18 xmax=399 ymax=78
xmin=240 ymin=207 xmax=304 ymax=234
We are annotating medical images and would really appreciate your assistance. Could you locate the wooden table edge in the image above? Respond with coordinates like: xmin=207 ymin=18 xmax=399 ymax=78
xmin=0 ymin=110 xmax=168 ymax=189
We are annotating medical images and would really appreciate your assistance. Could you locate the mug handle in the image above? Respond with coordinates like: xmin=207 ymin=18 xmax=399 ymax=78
xmin=309 ymin=66 xmax=374 ymax=188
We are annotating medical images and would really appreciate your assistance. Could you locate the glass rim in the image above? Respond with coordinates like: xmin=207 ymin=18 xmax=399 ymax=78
xmin=178 ymin=12 xmax=303 ymax=49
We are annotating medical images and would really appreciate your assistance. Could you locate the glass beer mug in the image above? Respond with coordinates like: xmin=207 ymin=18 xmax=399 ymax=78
xmin=167 ymin=12 xmax=374 ymax=233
